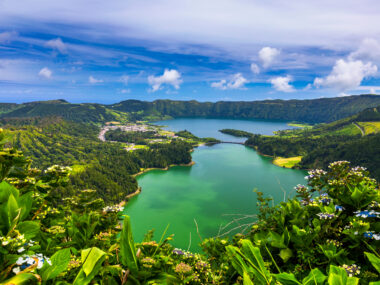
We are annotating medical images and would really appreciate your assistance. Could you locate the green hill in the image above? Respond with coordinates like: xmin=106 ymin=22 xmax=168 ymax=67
xmin=110 ymin=94 xmax=380 ymax=123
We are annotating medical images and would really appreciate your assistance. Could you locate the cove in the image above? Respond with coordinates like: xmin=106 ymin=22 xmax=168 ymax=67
xmin=124 ymin=119 xmax=306 ymax=251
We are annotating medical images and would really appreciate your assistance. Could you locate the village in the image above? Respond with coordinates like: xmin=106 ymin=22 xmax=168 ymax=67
xmin=98 ymin=123 xmax=182 ymax=151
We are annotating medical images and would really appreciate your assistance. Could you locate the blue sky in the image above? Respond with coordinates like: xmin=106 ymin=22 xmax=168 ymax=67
xmin=0 ymin=0 xmax=380 ymax=104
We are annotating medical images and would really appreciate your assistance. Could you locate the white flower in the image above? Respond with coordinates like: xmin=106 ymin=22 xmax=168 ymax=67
xmin=12 ymin=266 xmax=20 ymax=274
xmin=17 ymin=247 xmax=25 ymax=253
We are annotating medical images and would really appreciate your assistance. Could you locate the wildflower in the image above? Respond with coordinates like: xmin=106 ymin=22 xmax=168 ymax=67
xmin=335 ymin=205 xmax=345 ymax=212
xmin=364 ymin=231 xmax=380 ymax=240
xmin=103 ymin=205 xmax=124 ymax=213
xmin=175 ymin=262 xmax=192 ymax=274
xmin=317 ymin=213 xmax=336 ymax=219
xmin=354 ymin=210 xmax=380 ymax=218
xmin=17 ymin=247 xmax=25 ymax=253
xmin=342 ymin=264 xmax=361 ymax=277
xmin=173 ymin=248 xmax=185 ymax=255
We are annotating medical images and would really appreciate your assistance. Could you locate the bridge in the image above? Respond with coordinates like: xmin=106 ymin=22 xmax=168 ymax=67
xmin=218 ymin=141 xmax=245 ymax=145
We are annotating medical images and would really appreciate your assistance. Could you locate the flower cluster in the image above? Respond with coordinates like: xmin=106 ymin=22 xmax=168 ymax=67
xmin=305 ymin=169 xmax=327 ymax=180
xmin=94 ymin=231 xmax=112 ymax=241
xmin=317 ymin=213 xmax=336 ymax=220
xmin=141 ymin=257 xmax=156 ymax=268
xmin=102 ymin=205 xmax=124 ymax=213
xmin=328 ymin=161 xmax=350 ymax=168
xmin=320 ymin=193 xmax=331 ymax=205
xmin=355 ymin=210 xmax=380 ymax=218
xmin=45 ymin=225 xmax=66 ymax=234
xmin=342 ymin=264 xmax=361 ymax=277
xmin=326 ymin=239 xmax=343 ymax=247
xmin=175 ymin=262 xmax=192 ymax=274
xmin=363 ymin=231 xmax=380 ymax=240
xmin=335 ymin=205 xmax=345 ymax=212
xmin=13 ymin=254 xmax=51 ymax=274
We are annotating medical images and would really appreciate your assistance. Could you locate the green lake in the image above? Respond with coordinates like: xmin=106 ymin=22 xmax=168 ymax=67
xmin=123 ymin=119 xmax=306 ymax=251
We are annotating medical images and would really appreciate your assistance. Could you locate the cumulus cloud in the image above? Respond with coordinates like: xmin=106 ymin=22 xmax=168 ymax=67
xmin=250 ymin=63 xmax=260 ymax=74
xmin=349 ymin=38 xmax=380 ymax=63
xmin=0 ymin=31 xmax=18 ymax=43
xmin=89 ymin=76 xmax=103 ymax=84
xmin=211 ymin=73 xmax=248 ymax=90
xmin=259 ymin=47 xmax=280 ymax=68
xmin=148 ymin=69 xmax=182 ymax=92
xmin=45 ymin=38 xmax=67 ymax=53
xmin=38 ymin=67 xmax=52 ymax=79
xmin=269 ymin=75 xmax=295 ymax=92
xmin=314 ymin=59 xmax=377 ymax=91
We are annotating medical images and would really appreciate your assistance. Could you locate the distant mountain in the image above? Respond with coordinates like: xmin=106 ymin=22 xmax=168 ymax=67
xmin=0 ymin=100 xmax=128 ymax=123
xmin=1 ymin=94 xmax=380 ymax=124
xmin=110 ymin=94 xmax=380 ymax=123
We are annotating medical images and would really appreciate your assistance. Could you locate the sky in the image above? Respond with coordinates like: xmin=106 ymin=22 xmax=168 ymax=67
xmin=0 ymin=0 xmax=380 ymax=104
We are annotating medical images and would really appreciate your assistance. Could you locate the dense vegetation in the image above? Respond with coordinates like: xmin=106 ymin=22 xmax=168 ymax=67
xmin=0 ymin=117 xmax=193 ymax=204
xmin=110 ymin=95 xmax=380 ymax=123
xmin=244 ymin=106 xmax=380 ymax=180
xmin=105 ymin=129 xmax=164 ymax=145
xmin=1 ymin=130 xmax=380 ymax=284
xmin=219 ymin=129 xmax=255 ymax=138
xmin=1 ymin=95 xmax=380 ymax=124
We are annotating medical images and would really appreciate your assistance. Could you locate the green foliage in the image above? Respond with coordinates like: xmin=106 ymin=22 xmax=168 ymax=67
xmin=219 ymin=128 xmax=254 ymax=138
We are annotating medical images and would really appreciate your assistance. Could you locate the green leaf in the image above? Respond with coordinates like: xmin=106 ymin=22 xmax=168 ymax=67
xmin=279 ymin=248 xmax=293 ymax=263
xmin=18 ymin=192 xmax=33 ymax=220
xmin=7 ymin=193 xmax=19 ymax=223
xmin=73 ymin=247 xmax=106 ymax=285
xmin=240 ymin=239 xmax=272 ymax=284
xmin=369 ymin=282 xmax=380 ymax=285
xmin=0 ymin=181 xmax=19 ymax=203
xmin=269 ymin=231 xmax=286 ymax=249
xmin=243 ymin=272 xmax=254 ymax=285
xmin=350 ymin=188 xmax=362 ymax=204
xmin=302 ymin=268 xmax=327 ymax=285
xmin=0 ymin=273 xmax=38 ymax=285
xmin=119 ymin=215 xmax=138 ymax=273
xmin=274 ymin=272 xmax=301 ymax=285
xmin=365 ymin=252 xmax=380 ymax=274
xmin=40 ymin=248 xmax=71 ymax=281
xmin=17 ymin=221 xmax=40 ymax=240
xmin=226 ymin=245 xmax=251 ymax=277
xmin=328 ymin=265 xmax=347 ymax=285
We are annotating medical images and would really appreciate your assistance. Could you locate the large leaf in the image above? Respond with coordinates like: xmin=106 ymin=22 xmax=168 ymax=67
xmin=0 ymin=181 xmax=19 ymax=203
xmin=40 ymin=248 xmax=71 ymax=281
xmin=0 ymin=273 xmax=39 ymax=284
xmin=17 ymin=221 xmax=40 ymax=240
xmin=73 ymin=247 xmax=106 ymax=285
xmin=243 ymin=272 xmax=254 ymax=285
xmin=274 ymin=272 xmax=301 ymax=285
xmin=240 ymin=239 xmax=272 ymax=284
xmin=119 ymin=215 xmax=138 ymax=273
xmin=302 ymin=268 xmax=327 ymax=285
xmin=365 ymin=252 xmax=380 ymax=274
xmin=226 ymin=245 xmax=252 ymax=277
xmin=18 ymin=192 xmax=33 ymax=220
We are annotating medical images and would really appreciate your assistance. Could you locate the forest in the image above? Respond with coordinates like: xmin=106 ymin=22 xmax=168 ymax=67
xmin=0 ymin=117 xmax=193 ymax=204
xmin=1 ymin=95 xmax=380 ymax=124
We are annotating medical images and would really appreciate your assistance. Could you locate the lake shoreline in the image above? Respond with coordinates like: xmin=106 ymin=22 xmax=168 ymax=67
xmin=132 ymin=160 xmax=196 ymax=178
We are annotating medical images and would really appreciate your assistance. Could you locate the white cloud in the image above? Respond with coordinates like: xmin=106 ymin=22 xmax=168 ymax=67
xmin=250 ymin=63 xmax=260 ymax=74
xmin=120 ymin=88 xmax=130 ymax=93
xmin=38 ymin=67 xmax=52 ymax=79
xmin=269 ymin=75 xmax=295 ymax=92
xmin=349 ymin=38 xmax=380 ymax=63
xmin=0 ymin=31 xmax=17 ymax=43
xmin=89 ymin=76 xmax=103 ymax=84
xmin=314 ymin=59 xmax=377 ymax=91
xmin=119 ymin=75 xmax=129 ymax=84
xmin=148 ymin=69 xmax=182 ymax=92
xmin=45 ymin=38 xmax=67 ymax=53
xmin=259 ymin=47 xmax=280 ymax=68
xmin=211 ymin=73 xmax=248 ymax=90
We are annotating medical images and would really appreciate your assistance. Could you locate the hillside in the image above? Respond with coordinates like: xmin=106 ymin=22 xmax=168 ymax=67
xmin=0 ymin=117 xmax=193 ymax=203
xmin=1 ymin=94 xmax=380 ymax=124
xmin=0 ymin=100 xmax=129 ymax=123
xmin=244 ymin=105 xmax=380 ymax=179
xmin=110 ymin=94 xmax=380 ymax=123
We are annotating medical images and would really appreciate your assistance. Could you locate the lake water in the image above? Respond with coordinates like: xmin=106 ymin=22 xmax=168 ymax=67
xmin=154 ymin=117 xmax=297 ymax=142
xmin=123 ymin=119 xmax=306 ymax=251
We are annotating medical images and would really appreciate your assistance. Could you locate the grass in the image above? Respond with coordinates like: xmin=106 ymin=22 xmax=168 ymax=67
xmin=357 ymin=121 xmax=380 ymax=135
xmin=273 ymin=156 xmax=303 ymax=168
xmin=287 ymin=123 xmax=313 ymax=129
